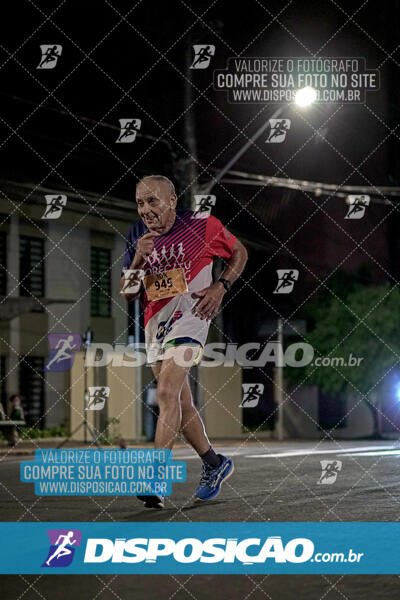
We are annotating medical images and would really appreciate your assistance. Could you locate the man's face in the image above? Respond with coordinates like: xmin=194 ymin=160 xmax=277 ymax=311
xmin=136 ymin=179 xmax=177 ymax=233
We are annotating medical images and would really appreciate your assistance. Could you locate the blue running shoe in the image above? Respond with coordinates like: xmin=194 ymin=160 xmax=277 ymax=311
xmin=195 ymin=454 xmax=234 ymax=501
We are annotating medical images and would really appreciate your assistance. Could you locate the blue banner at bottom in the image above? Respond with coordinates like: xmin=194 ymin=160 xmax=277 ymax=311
xmin=0 ymin=522 xmax=398 ymax=574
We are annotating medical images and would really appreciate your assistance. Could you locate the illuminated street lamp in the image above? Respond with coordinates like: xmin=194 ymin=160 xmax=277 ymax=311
xmin=294 ymin=86 xmax=317 ymax=107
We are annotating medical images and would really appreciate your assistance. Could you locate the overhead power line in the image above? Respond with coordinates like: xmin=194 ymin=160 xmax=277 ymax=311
xmin=217 ymin=169 xmax=400 ymax=204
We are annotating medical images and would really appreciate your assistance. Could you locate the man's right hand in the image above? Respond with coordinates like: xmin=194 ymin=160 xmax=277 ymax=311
xmin=133 ymin=231 xmax=159 ymax=267
xmin=122 ymin=232 xmax=159 ymax=300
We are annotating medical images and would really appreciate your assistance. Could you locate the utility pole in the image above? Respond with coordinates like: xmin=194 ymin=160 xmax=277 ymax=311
xmin=182 ymin=34 xmax=199 ymax=209
xmin=274 ymin=318 xmax=284 ymax=440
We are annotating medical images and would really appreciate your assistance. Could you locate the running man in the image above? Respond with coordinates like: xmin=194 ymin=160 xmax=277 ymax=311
xmin=45 ymin=335 xmax=76 ymax=371
xmin=118 ymin=120 xmax=139 ymax=142
xmin=191 ymin=45 xmax=214 ymax=68
xmin=87 ymin=387 xmax=107 ymax=410
xmin=121 ymin=175 xmax=248 ymax=509
xmin=319 ymin=460 xmax=341 ymax=484
xmin=242 ymin=384 xmax=262 ymax=406
xmin=267 ymin=119 xmax=289 ymax=142
xmin=43 ymin=195 xmax=64 ymax=218
xmin=121 ymin=269 xmax=143 ymax=294
xmin=38 ymin=45 xmax=61 ymax=69
xmin=45 ymin=531 xmax=76 ymax=566
xmin=275 ymin=270 xmax=297 ymax=293
xmin=346 ymin=197 xmax=368 ymax=218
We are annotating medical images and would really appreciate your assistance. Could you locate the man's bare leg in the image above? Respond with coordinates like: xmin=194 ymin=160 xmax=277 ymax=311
xmin=152 ymin=345 xmax=199 ymax=450
xmin=137 ymin=348 xmax=193 ymax=509
xmin=144 ymin=344 xmax=232 ymax=507
xmin=179 ymin=376 xmax=211 ymax=455
xmin=151 ymin=359 xmax=210 ymax=455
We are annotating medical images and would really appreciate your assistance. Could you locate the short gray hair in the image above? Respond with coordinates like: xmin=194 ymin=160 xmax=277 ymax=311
xmin=136 ymin=175 xmax=176 ymax=195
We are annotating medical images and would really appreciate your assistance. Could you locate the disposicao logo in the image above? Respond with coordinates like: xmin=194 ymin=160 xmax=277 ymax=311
xmin=83 ymin=536 xmax=314 ymax=565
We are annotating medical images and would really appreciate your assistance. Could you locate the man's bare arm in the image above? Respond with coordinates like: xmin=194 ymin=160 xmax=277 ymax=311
xmin=192 ymin=239 xmax=248 ymax=320
xmin=219 ymin=239 xmax=248 ymax=284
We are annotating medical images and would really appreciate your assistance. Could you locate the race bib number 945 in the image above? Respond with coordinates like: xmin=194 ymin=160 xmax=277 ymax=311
xmin=143 ymin=268 xmax=188 ymax=301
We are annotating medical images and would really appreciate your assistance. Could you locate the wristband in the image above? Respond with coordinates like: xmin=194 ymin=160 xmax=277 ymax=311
xmin=218 ymin=278 xmax=231 ymax=292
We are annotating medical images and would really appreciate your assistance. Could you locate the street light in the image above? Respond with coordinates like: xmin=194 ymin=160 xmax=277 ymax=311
xmin=295 ymin=86 xmax=317 ymax=107
xmin=203 ymin=90 xmax=317 ymax=194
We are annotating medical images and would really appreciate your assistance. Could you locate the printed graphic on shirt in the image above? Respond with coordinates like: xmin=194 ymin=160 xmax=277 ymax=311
xmin=122 ymin=211 xmax=236 ymax=344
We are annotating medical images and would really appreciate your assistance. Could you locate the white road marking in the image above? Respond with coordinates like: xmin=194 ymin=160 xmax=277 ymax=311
xmin=341 ymin=449 xmax=400 ymax=456
xmin=244 ymin=445 xmax=397 ymax=459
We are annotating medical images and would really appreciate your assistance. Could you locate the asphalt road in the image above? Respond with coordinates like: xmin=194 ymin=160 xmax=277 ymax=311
xmin=1 ymin=440 xmax=400 ymax=599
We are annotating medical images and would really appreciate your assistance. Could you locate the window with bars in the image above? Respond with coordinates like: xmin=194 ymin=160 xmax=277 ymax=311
xmin=0 ymin=232 xmax=6 ymax=296
xmin=90 ymin=247 xmax=111 ymax=317
xmin=19 ymin=236 xmax=45 ymax=299
xmin=19 ymin=357 xmax=45 ymax=428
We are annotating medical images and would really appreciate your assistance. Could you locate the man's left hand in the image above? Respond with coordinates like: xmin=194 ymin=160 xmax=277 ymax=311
xmin=191 ymin=282 xmax=226 ymax=320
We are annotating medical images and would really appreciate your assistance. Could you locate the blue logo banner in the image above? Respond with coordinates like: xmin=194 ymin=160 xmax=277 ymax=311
xmin=0 ymin=522 xmax=399 ymax=574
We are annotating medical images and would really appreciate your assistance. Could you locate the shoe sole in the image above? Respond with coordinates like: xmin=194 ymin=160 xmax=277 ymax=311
xmin=195 ymin=461 xmax=235 ymax=502
xmin=137 ymin=495 xmax=164 ymax=510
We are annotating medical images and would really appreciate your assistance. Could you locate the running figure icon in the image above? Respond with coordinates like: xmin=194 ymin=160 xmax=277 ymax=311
xmin=37 ymin=45 xmax=62 ymax=69
xmin=273 ymin=269 xmax=299 ymax=294
xmin=318 ymin=460 xmax=343 ymax=485
xmin=240 ymin=383 xmax=264 ymax=408
xmin=118 ymin=120 xmax=138 ymax=141
xmin=116 ymin=118 xmax=141 ymax=143
xmin=42 ymin=195 xmax=66 ymax=219
xmin=121 ymin=270 xmax=144 ymax=294
xmin=345 ymin=195 xmax=370 ymax=220
xmin=45 ymin=531 xmax=76 ymax=566
xmin=266 ymin=119 xmax=291 ymax=143
xmin=86 ymin=386 xmax=109 ymax=410
xmin=190 ymin=45 xmax=215 ymax=69
xmin=44 ymin=335 xmax=77 ymax=371
xmin=242 ymin=384 xmax=261 ymax=405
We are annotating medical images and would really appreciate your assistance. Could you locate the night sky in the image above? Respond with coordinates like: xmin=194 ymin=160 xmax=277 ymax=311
xmin=1 ymin=0 xmax=399 ymax=330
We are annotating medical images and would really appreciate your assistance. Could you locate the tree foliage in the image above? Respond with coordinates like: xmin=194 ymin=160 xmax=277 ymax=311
xmin=286 ymin=270 xmax=400 ymax=397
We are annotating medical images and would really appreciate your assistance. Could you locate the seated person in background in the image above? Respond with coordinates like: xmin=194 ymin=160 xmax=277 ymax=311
xmin=9 ymin=394 xmax=24 ymax=422
xmin=8 ymin=394 xmax=25 ymax=446
xmin=0 ymin=396 xmax=24 ymax=447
